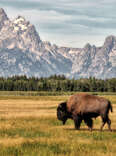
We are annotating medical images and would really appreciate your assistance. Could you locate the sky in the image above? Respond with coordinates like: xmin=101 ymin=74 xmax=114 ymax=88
xmin=0 ymin=0 xmax=116 ymax=48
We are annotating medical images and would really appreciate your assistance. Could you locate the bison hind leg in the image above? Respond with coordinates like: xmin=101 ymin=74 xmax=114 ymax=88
xmin=106 ymin=116 xmax=112 ymax=131
xmin=100 ymin=115 xmax=109 ymax=131
xmin=84 ymin=118 xmax=93 ymax=131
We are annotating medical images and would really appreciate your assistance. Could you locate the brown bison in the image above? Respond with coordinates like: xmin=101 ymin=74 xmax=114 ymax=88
xmin=57 ymin=93 xmax=113 ymax=131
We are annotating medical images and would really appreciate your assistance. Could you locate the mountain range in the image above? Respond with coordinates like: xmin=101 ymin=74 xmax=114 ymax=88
xmin=0 ymin=8 xmax=116 ymax=79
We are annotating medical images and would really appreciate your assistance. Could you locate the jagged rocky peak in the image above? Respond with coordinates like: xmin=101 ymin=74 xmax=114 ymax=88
xmin=14 ymin=16 xmax=30 ymax=25
xmin=53 ymin=44 xmax=58 ymax=49
xmin=25 ymin=24 xmax=41 ymax=40
xmin=44 ymin=41 xmax=51 ymax=46
xmin=0 ymin=8 xmax=9 ymax=28
xmin=92 ymin=45 xmax=96 ymax=49
xmin=13 ymin=15 xmax=30 ymax=32
xmin=0 ymin=8 xmax=8 ymax=19
xmin=16 ymin=15 xmax=25 ymax=21
xmin=0 ymin=8 xmax=41 ymax=52
xmin=0 ymin=8 xmax=115 ymax=79
xmin=84 ymin=43 xmax=91 ymax=51
xmin=14 ymin=16 xmax=25 ymax=24
xmin=13 ymin=14 xmax=41 ymax=47
xmin=104 ymin=35 xmax=116 ymax=48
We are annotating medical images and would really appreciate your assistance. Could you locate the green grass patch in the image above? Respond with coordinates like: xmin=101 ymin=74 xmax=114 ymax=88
xmin=0 ymin=94 xmax=115 ymax=156
xmin=0 ymin=141 xmax=71 ymax=156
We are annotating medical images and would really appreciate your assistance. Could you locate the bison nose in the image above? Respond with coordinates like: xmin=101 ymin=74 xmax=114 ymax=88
xmin=57 ymin=111 xmax=61 ymax=120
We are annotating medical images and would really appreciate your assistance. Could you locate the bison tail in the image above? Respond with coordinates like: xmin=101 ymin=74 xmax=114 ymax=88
xmin=108 ymin=101 xmax=113 ymax=113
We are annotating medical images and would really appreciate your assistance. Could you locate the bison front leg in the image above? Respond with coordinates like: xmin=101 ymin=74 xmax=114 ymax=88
xmin=84 ymin=118 xmax=93 ymax=131
xmin=73 ymin=115 xmax=82 ymax=130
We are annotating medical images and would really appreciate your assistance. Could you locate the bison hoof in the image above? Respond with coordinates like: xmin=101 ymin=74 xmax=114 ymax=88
xmin=75 ymin=127 xmax=80 ymax=130
xmin=89 ymin=128 xmax=92 ymax=132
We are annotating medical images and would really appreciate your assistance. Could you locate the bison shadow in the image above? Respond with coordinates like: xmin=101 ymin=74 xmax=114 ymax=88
xmin=64 ymin=127 xmax=116 ymax=132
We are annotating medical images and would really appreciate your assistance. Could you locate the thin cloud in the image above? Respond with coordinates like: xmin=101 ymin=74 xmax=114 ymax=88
xmin=0 ymin=0 xmax=116 ymax=47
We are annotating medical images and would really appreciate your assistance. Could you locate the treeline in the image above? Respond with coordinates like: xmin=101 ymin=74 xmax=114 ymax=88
xmin=0 ymin=75 xmax=116 ymax=92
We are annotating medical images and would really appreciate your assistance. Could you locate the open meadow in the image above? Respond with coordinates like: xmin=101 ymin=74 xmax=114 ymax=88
xmin=0 ymin=92 xmax=116 ymax=156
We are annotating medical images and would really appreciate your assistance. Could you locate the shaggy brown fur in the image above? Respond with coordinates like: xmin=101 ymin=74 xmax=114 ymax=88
xmin=57 ymin=93 xmax=113 ymax=131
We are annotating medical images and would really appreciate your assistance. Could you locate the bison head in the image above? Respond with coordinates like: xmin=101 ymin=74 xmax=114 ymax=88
xmin=57 ymin=102 xmax=68 ymax=125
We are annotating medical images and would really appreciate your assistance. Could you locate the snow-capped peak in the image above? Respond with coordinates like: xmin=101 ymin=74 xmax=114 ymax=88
xmin=0 ymin=8 xmax=8 ymax=19
xmin=0 ymin=8 xmax=9 ymax=29
xmin=13 ymin=16 xmax=25 ymax=24
xmin=0 ymin=8 xmax=116 ymax=79
xmin=13 ymin=16 xmax=30 ymax=32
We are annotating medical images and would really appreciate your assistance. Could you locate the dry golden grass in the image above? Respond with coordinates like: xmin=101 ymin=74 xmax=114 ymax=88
xmin=0 ymin=94 xmax=115 ymax=156
xmin=0 ymin=99 xmax=58 ymax=118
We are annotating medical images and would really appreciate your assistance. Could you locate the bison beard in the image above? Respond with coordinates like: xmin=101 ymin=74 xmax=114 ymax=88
xmin=57 ymin=93 xmax=113 ymax=131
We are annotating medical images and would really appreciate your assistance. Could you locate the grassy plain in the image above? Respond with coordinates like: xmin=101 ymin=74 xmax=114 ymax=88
xmin=0 ymin=92 xmax=116 ymax=156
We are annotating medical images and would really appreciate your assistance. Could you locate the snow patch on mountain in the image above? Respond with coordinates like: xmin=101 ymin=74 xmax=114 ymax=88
xmin=0 ymin=8 xmax=116 ymax=79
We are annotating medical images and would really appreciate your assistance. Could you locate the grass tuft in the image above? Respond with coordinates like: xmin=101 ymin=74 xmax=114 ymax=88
xmin=0 ymin=93 xmax=115 ymax=156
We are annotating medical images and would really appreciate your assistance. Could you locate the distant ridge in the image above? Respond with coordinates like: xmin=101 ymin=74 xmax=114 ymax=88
xmin=0 ymin=8 xmax=116 ymax=79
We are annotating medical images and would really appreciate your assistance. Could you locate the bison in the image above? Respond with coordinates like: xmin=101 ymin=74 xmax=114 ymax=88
xmin=57 ymin=93 xmax=113 ymax=131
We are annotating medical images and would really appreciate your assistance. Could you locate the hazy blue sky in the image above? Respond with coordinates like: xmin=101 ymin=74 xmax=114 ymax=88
xmin=0 ymin=0 xmax=116 ymax=47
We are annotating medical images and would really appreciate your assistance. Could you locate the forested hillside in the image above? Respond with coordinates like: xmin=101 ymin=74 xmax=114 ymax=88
xmin=0 ymin=75 xmax=115 ymax=92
